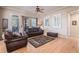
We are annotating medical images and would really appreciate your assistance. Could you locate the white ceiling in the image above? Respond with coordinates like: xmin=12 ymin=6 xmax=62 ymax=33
xmin=12 ymin=6 xmax=64 ymax=13
xmin=2 ymin=6 xmax=79 ymax=17
xmin=2 ymin=6 xmax=67 ymax=14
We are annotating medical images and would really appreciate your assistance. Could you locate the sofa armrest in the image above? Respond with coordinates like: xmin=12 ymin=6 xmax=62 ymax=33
xmin=5 ymin=38 xmax=25 ymax=43
xmin=39 ymin=29 xmax=44 ymax=33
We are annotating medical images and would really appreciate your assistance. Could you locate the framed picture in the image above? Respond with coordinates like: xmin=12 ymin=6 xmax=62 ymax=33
xmin=2 ymin=18 xmax=8 ymax=30
xmin=72 ymin=20 xmax=77 ymax=25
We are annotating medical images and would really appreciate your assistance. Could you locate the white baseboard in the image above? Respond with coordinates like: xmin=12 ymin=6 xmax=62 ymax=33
xmin=58 ymin=34 xmax=68 ymax=39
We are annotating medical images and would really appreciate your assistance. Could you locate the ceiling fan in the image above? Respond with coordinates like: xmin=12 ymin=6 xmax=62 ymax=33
xmin=35 ymin=6 xmax=44 ymax=13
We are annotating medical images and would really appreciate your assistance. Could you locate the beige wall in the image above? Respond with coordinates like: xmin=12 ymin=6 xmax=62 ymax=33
xmin=0 ymin=7 xmax=79 ymax=39
xmin=0 ymin=7 xmax=36 ymax=36
xmin=38 ymin=7 xmax=79 ymax=38
xmin=0 ymin=8 xmax=4 ymax=38
xmin=70 ymin=14 xmax=79 ymax=38
xmin=39 ymin=11 xmax=69 ymax=38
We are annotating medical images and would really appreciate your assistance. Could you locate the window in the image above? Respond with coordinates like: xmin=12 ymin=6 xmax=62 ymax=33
xmin=12 ymin=15 xmax=19 ymax=32
xmin=53 ymin=14 xmax=62 ymax=28
xmin=31 ymin=18 xmax=37 ymax=27
xmin=44 ymin=16 xmax=49 ymax=27
xmin=45 ymin=19 xmax=49 ymax=26
xmin=54 ymin=15 xmax=59 ymax=26
xmin=24 ymin=17 xmax=37 ymax=28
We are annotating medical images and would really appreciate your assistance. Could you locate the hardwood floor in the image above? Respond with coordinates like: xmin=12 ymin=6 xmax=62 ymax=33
xmin=0 ymin=41 xmax=7 ymax=53
xmin=0 ymin=37 xmax=79 ymax=53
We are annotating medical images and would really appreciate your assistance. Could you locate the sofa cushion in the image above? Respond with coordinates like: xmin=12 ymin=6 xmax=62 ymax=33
xmin=28 ymin=27 xmax=40 ymax=32
xmin=33 ymin=27 xmax=39 ymax=32
xmin=28 ymin=28 xmax=33 ymax=32
xmin=13 ymin=32 xmax=21 ymax=38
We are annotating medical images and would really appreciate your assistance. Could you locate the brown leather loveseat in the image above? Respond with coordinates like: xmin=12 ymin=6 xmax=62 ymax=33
xmin=2 ymin=31 xmax=28 ymax=52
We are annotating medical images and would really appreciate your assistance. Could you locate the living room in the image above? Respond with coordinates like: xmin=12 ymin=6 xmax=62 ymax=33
xmin=0 ymin=6 xmax=79 ymax=53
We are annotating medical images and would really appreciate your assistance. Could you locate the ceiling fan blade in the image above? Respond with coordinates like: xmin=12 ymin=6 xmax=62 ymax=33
xmin=41 ymin=9 xmax=44 ymax=10
xmin=35 ymin=6 xmax=44 ymax=13
xmin=39 ymin=10 xmax=44 ymax=13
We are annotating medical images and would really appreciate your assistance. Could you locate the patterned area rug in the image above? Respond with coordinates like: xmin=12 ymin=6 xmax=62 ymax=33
xmin=28 ymin=35 xmax=54 ymax=48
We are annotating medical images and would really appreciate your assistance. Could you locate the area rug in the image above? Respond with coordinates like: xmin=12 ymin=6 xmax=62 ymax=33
xmin=28 ymin=35 xmax=54 ymax=48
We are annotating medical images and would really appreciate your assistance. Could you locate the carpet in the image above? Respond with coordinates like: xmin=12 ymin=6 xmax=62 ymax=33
xmin=28 ymin=35 xmax=54 ymax=48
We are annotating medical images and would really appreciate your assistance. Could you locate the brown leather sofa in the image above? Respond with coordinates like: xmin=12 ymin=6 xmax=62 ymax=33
xmin=2 ymin=31 xmax=28 ymax=52
xmin=26 ymin=27 xmax=44 ymax=37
